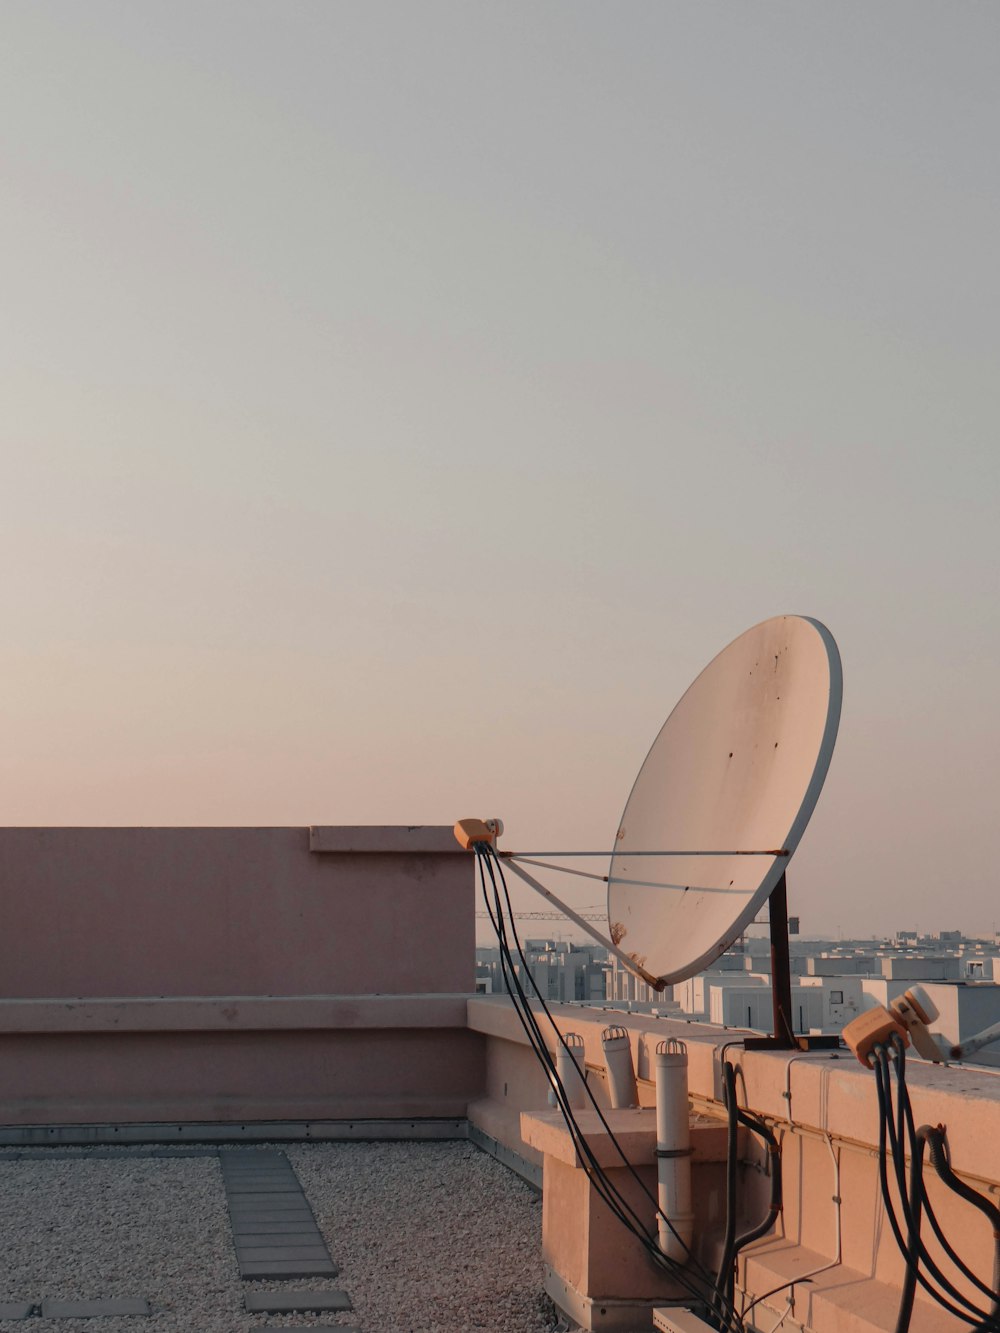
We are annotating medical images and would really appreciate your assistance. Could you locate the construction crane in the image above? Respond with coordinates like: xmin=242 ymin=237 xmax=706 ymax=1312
xmin=475 ymin=909 xmax=606 ymax=922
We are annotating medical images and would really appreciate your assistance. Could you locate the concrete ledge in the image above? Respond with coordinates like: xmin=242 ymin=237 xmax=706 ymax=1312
xmin=0 ymin=1117 xmax=469 ymax=1146
xmin=0 ymin=994 xmax=473 ymax=1034
xmin=520 ymin=1106 xmax=734 ymax=1169
xmin=308 ymin=825 xmax=460 ymax=854
xmin=467 ymin=996 xmax=1000 ymax=1181
xmin=545 ymin=1263 xmax=689 ymax=1333
xmin=741 ymin=1239 xmax=955 ymax=1333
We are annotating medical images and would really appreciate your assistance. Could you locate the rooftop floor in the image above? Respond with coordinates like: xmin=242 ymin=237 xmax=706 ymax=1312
xmin=0 ymin=1142 xmax=554 ymax=1333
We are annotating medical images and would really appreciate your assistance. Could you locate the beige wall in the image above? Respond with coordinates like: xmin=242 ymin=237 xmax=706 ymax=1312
xmin=467 ymin=996 xmax=1000 ymax=1333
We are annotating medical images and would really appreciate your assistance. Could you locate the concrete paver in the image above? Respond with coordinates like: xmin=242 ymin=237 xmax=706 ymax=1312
xmin=236 ymin=1241 xmax=330 ymax=1256
xmin=221 ymin=1183 xmax=300 ymax=1194
xmin=239 ymin=1258 xmax=339 ymax=1278
xmin=244 ymin=1289 xmax=353 ymax=1313
xmin=227 ymin=1202 xmax=308 ymax=1212
xmin=220 ymin=1149 xmax=339 ymax=1281
xmin=229 ymin=1216 xmax=318 ymax=1233
xmin=232 ymin=1231 xmax=322 ymax=1246
xmin=226 ymin=1199 xmax=305 ymax=1210
xmin=40 ymin=1298 xmax=151 ymax=1317
xmin=230 ymin=1210 xmax=317 ymax=1226
xmin=0 ymin=1304 xmax=32 ymax=1321
xmin=236 ymin=1245 xmax=332 ymax=1261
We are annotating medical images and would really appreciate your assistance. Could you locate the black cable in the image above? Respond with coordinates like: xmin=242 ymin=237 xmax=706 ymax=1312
xmin=482 ymin=845 xmax=711 ymax=1266
xmin=894 ymin=1122 xmax=926 ymax=1333
xmin=714 ymin=1062 xmax=740 ymax=1320
xmin=731 ymin=1109 xmax=782 ymax=1258
xmin=881 ymin=1042 xmax=995 ymax=1324
xmin=476 ymin=858 xmax=713 ymax=1307
xmin=478 ymin=848 xmax=724 ymax=1310
xmin=479 ymin=856 xmax=728 ymax=1321
xmin=922 ymin=1126 xmax=1000 ymax=1320
xmin=873 ymin=1046 xmax=980 ymax=1327
xmin=476 ymin=845 xmax=742 ymax=1330
xmin=488 ymin=846 xmax=732 ymax=1308
xmin=889 ymin=1055 xmax=995 ymax=1323
xmin=714 ymin=1076 xmax=784 ymax=1321
xmin=872 ymin=1042 xmax=999 ymax=1329
xmin=733 ymin=1112 xmax=825 ymax=1325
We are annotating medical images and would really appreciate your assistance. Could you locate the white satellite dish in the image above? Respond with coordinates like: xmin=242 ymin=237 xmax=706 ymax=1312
xmin=608 ymin=614 xmax=842 ymax=987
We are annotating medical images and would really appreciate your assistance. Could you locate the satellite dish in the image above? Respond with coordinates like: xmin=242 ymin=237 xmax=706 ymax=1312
xmin=608 ymin=615 xmax=842 ymax=986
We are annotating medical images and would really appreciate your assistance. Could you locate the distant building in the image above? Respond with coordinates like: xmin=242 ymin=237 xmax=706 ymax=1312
xmin=475 ymin=927 xmax=1000 ymax=1054
xmin=476 ymin=941 xmax=609 ymax=1005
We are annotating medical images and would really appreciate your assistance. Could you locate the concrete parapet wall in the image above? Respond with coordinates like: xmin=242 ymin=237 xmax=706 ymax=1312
xmin=0 ymin=825 xmax=469 ymax=997
xmin=0 ymin=998 xmax=483 ymax=1126
xmin=0 ymin=826 xmax=482 ymax=1126
xmin=468 ymin=996 xmax=1000 ymax=1333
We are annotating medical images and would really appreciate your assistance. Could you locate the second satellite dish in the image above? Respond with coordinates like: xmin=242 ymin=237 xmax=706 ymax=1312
xmin=609 ymin=615 xmax=842 ymax=985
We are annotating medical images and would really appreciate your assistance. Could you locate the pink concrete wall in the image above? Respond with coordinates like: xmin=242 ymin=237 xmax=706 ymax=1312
xmin=0 ymin=826 xmax=483 ymax=1128
xmin=0 ymin=1026 xmax=484 ymax=1127
xmin=0 ymin=826 xmax=472 ymax=997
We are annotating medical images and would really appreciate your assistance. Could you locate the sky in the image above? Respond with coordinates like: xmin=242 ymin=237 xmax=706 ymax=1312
xmin=2 ymin=3 xmax=998 ymax=941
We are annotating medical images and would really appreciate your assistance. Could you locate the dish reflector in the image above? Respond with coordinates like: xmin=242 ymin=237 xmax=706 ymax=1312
xmin=608 ymin=615 xmax=842 ymax=985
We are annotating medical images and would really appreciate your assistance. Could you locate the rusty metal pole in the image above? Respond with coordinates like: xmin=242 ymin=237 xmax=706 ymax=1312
xmin=745 ymin=874 xmax=838 ymax=1051
xmin=769 ymin=873 xmax=796 ymax=1047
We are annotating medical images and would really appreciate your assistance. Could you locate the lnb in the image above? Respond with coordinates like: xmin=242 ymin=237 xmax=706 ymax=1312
xmin=843 ymin=985 xmax=947 ymax=1067
xmin=453 ymin=818 xmax=504 ymax=851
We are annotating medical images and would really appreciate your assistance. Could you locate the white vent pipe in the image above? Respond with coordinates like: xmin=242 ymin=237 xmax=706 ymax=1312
xmin=654 ymin=1038 xmax=694 ymax=1262
xmin=601 ymin=1025 xmax=638 ymax=1108
xmin=550 ymin=1032 xmax=587 ymax=1108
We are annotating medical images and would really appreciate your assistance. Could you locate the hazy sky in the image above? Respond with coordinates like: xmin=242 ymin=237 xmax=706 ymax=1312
xmin=2 ymin=3 xmax=998 ymax=940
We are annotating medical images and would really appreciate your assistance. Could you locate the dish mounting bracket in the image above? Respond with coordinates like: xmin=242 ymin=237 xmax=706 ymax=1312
xmin=743 ymin=873 xmax=840 ymax=1053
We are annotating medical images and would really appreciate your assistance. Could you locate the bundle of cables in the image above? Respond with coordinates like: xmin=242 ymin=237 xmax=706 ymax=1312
xmin=475 ymin=841 xmax=780 ymax=1333
xmin=872 ymin=1033 xmax=1000 ymax=1333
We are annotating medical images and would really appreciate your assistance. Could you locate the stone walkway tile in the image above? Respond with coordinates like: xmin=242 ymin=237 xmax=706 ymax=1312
xmin=221 ymin=1162 xmax=296 ymax=1173
xmin=228 ymin=1194 xmax=304 ymax=1205
xmin=220 ymin=1149 xmax=338 ymax=1282
xmin=229 ymin=1208 xmax=317 ymax=1226
xmin=244 ymin=1289 xmax=353 ymax=1314
xmin=239 ymin=1258 xmax=339 ymax=1278
xmin=226 ymin=1181 xmax=300 ymax=1195
xmin=0 ymin=1304 xmax=33 ymax=1321
xmin=229 ymin=1215 xmax=318 ymax=1234
xmin=221 ymin=1169 xmax=294 ymax=1180
xmin=236 ymin=1242 xmax=330 ymax=1263
xmin=40 ymin=1297 xmax=151 ymax=1317
xmin=221 ymin=1164 xmax=292 ymax=1173
xmin=219 ymin=1150 xmax=286 ymax=1166
xmin=233 ymin=1231 xmax=323 ymax=1246
xmin=224 ymin=1168 xmax=298 ymax=1176
xmin=222 ymin=1183 xmax=297 ymax=1194
xmin=220 ymin=1161 xmax=295 ymax=1171
xmin=225 ymin=1193 xmax=308 ymax=1206
xmin=229 ymin=1206 xmax=312 ymax=1220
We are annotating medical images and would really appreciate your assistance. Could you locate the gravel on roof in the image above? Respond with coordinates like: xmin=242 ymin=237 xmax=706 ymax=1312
xmin=0 ymin=1142 xmax=559 ymax=1333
